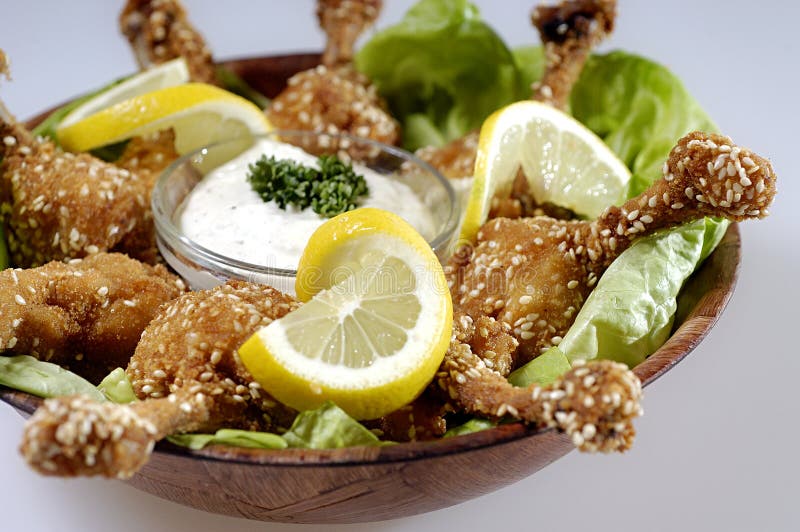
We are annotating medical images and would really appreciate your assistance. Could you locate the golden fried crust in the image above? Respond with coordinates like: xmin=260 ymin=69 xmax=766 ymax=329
xmin=531 ymin=0 xmax=616 ymax=110
xmin=20 ymin=395 xmax=157 ymax=479
xmin=0 ymin=253 xmax=186 ymax=382
xmin=415 ymin=130 xmax=479 ymax=180
xmin=266 ymin=65 xmax=400 ymax=158
xmin=449 ymin=131 xmax=777 ymax=364
xmin=129 ymin=280 xmax=300 ymax=433
xmin=0 ymin=127 xmax=156 ymax=267
xmin=119 ymin=0 xmax=217 ymax=84
xmin=318 ymin=0 xmax=382 ymax=67
xmin=377 ymin=390 xmax=449 ymax=442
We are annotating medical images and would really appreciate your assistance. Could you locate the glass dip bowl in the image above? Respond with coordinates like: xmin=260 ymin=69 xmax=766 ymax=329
xmin=151 ymin=130 xmax=458 ymax=294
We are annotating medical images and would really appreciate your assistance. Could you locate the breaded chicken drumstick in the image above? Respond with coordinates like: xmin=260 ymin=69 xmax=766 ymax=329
xmin=20 ymin=281 xmax=298 ymax=478
xmin=120 ymin=0 xmax=217 ymax=84
xmin=0 ymin=52 xmax=163 ymax=267
xmin=267 ymin=0 xmax=400 ymax=157
xmin=0 ymin=253 xmax=185 ymax=383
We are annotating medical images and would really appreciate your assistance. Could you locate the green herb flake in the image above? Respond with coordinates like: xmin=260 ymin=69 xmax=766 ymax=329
xmin=247 ymin=154 xmax=368 ymax=218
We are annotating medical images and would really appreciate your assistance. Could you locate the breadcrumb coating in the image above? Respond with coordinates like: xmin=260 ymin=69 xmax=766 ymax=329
xmin=129 ymin=280 xmax=300 ymax=432
xmin=448 ymin=132 xmax=777 ymax=365
xmin=120 ymin=0 xmax=217 ymax=84
xmin=267 ymin=1 xmax=399 ymax=157
xmin=531 ymin=0 xmax=616 ymax=110
xmin=20 ymin=281 xmax=299 ymax=478
xmin=318 ymin=0 xmax=382 ymax=67
xmin=0 ymin=123 xmax=158 ymax=267
xmin=0 ymin=253 xmax=185 ymax=383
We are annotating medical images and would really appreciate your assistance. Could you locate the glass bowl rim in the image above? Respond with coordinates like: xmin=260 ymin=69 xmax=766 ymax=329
xmin=151 ymin=130 xmax=459 ymax=279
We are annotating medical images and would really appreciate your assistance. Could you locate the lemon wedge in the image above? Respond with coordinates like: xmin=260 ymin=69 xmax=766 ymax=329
xmin=58 ymin=58 xmax=191 ymax=130
xmin=238 ymin=208 xmax=452 ymax=420
xmin=56 ymin=82 xmax=272 ymax=155
xmin=460 ymin=100 xmax=631 ymax=242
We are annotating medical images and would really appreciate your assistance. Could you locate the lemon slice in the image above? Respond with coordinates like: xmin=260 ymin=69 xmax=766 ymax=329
xmin=460 ymin=100 xmax=631 ymax=242
xmin=238 ymin=208 xmax=452 ymax=420
xmin=56 ymin=82 xmax=272 ymax=155
xmin=58 ymin=58 xmax=190 ymax=130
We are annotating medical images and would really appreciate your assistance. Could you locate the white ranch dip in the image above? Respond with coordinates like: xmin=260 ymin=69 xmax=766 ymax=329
xmin=176 ymin=139 xmax=438 ymax=270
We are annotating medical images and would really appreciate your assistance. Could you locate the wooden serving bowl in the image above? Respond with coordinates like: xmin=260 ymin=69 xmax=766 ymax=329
xmin=0 ymin=54 xmax=742 ymax=524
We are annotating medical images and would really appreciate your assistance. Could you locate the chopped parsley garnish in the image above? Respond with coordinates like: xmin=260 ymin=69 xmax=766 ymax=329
xmin=247 ymin=154 xmax=369 ymax=218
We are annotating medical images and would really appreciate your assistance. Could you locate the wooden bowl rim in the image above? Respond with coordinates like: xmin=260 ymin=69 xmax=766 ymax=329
xmin=0 ymin=53 xmax=743 ymax=468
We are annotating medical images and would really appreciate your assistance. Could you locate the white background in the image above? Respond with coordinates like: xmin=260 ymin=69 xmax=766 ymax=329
xmin=1 ymin=1 xmax=798 ymax=530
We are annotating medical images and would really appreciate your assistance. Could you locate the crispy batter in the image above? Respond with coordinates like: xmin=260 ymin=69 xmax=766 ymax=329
xmin=439 ymin=314 xmax=642 ymax=452
xmin=20 ymin=395 xmax=158 ymax=479
xmin=21 ymin=281 xmax=299 ymax=478
xmin=267 ymin=1 xmax=399 ymax=157
xmin=376 ymin=391 xmax=450 ymax=442
xmin=266 ymin=65 xmax=400 ymax=158
xmin=0 ymin=253 xmax=185 ymax=383
xmin=318 ymin=0 xmax=382 ymax=67
xmin=448 ymin=132 xmax=777 ymax=365
xmin=531 ymin=0 xmax=616 ymax=110
xmin=115 ymin=129 xmax=180 ymax=189
xmin=0 ymin=123 xmax=156 ymax=267
xmin=120 ymin=0 xmax=217 ymax=84
xmin=379 ymin=313 xmax=517 ymax=442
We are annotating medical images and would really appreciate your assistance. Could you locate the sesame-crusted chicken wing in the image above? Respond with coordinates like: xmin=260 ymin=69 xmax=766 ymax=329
xmin=0 ymin=253 xmax=185 ymax=383
xmin=448 ymin=131 xmax=777 ymax=365
xmin=531 ymin=0 xmax=616 ymax=110
xmin=119 ymin=0 xmax=217 ymax=84
xmin=378 ymin=313 xmax=518 ymax=442
xmin=416 ymin=0 xmax=616 ymax=181
xmin=266 ymin=1 xmax=400 ymax=157
xmin=20 ymin=281 xmax=300 ymax=478
xmin=435 ymin=312 xmax=642 ymax=452
xmin=31 ymin=281 xmax=298 ymax=476
xmin=318 ymin=0 xmax=382 ymax=67
xmin=0 ymin=120 xmax=156 ymax=267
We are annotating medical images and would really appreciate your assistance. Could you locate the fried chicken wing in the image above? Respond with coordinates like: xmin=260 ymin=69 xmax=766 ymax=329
xmin=416 ymin=0 xmax=616 ymax=181
xmin=449 ymin=132 xmax=777 ymax=365
xmin=0 ymin=121 xmax=157 ymax=266
xmin=266 ymin=0 xmax=400 ymax=157
xmin=531 ymin=0 xmax=616 ymax=110
xmin=120 ymin=0 xmax=217 ymax=84
xmin=0 ymin=55 xmax=165 ymax=266
xmin=0 ymin=253 xmax=185 ymax=383
xmin=318 ymin=0 xmax=382 ymax=67
xmin=20 ymin=281 xmax=298 ymax=478
xmin=437 ymin=313 xmax=642 ymax=452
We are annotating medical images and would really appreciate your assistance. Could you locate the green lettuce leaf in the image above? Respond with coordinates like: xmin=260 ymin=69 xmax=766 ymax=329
xmin=557 ymin=219 xmax=727 ymax=367
xmin=282 ymin=401 xmax=384 ymax=449
xmin=508 ymin=347 xmax=572 ymax=387
xmin=355 ymin=0 xmax=524 ymax=150
xmin=97 ymin=367 xmax=136 ymax=403
xmin=168 ymin=429 xmax=287 ymax=451
xmin=443 ymin=418 xmax=496 ymax=437
xmin=0 ymin=355 xmax=105 ymax=401
xmin=570 ymin=51 xmax=718 ymax=196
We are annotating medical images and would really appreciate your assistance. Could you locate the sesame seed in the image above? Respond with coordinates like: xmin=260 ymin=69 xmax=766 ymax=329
xmin=518 ymin=295 xmax=533 ymax=305
xmin=14 ymin=294 xmax=26 ymax=305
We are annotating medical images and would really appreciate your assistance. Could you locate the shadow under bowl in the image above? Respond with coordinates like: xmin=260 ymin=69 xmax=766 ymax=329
xmin=0 ymin=53 xmax=743 ymax=524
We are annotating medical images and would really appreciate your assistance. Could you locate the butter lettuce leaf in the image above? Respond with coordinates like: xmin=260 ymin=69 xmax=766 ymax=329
xmin=168 ymin=429 xmax=288 ymax=450
xmin=570 ymin=51 xmax=718 ymax=196
xmin=0 ymin=355 xmax=105 ymax=401
xmin=282 ymin=401 xmax=384 ymax=449
xmin=558 ymin=219 xmax=728 ymax=367
xmin=355 ymin=0 xmax=524 ymax=150
xmin=97 ymin=367 xmax=136 ymax=403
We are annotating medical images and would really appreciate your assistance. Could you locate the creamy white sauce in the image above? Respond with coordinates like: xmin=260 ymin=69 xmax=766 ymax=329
xmin=176 ymin=139 xmax=438 ymax=270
